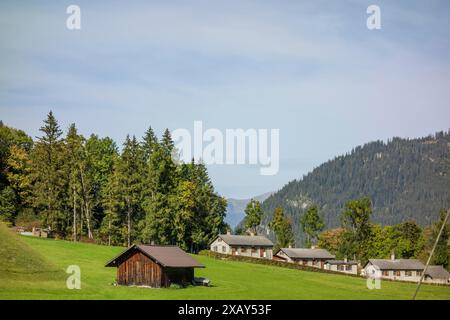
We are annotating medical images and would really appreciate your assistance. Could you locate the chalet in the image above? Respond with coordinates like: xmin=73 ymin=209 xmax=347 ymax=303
xmin=105 ymin=244 xmax=204 ymax=288
xmin=424 ymin=266 xmax=450 ymax=285
xmin=273 ymin=248 xmax=335 ymax=268
xmin=363 ymin=254 xmax=425 ymax=282
xmin=209 ymin=233 xmax=274 ymax=259
xmin=324 ymin=258 xmax=358 ymax=274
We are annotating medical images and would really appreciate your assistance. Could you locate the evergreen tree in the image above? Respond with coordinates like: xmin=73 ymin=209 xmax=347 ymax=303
xmin=116 ymin=135 xmax=145 ymax=247
xmin=99 ymin=154 xmax=124 ymax=246
xmin=392 ymin=221 xmax=424 ymax=259
xmin=270 ymin=207 xmax=294 ymax=252
xmin=141 ymin=131 xmax=178 ymax=245
xmin=31 ymin=111 xmax=68 ymax=236
xmin=300 ymin=205 xmax=324 ymax=247
xmin=188 ymin=161 xmax=227 ymax=252
xmin=431 ymin=210 xmax=449 ymax=268
xmin=244 ymin=199 xmax=263 ymax=234
xmin=142 ymin=126 xmax=158 ymax=162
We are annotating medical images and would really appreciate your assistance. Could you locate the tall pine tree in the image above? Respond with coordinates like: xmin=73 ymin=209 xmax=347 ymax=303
xmin=31 ymin=111 xmax=68 ymax=236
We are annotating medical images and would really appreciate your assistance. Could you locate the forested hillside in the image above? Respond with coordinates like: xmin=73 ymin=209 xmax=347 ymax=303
xmin=259 ymin=131 xmax=450 ymax=244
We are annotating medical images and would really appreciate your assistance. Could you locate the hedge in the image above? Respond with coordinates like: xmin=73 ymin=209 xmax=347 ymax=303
xmin=198 ymin=250 xmax=361 ymax=278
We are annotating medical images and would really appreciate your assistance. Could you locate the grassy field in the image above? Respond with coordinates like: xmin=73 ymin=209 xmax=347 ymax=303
xmin=1 ymin=224 xmax=449 ymax=300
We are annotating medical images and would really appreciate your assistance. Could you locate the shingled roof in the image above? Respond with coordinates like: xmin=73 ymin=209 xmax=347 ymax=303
xmin=105 ymin=245 xmax=204 ymax=268
xmin=366 ymin=259 xmax=424 ymax=270
xmin=325 ymin=260 xmax=358 ymax=265
xmin=216 ymin=234 xmax=273 ymax=247
xmin=276 ymin=248 xmax=335 ymax=259
xmin=425 ymin=266 xmax=450 ymax=280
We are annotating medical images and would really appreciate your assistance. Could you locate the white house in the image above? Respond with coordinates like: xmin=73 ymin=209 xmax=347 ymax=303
xmin=209 ymin=233 xmax=274 ymax=259
xmin=424 ymin=266 xmax=450 ymax=285
xmin=363 ymin=254 xmax=424 ymax=282
xmin=324 ymin=258 xmax=358 ymax=275
xmin=273 ymin=248 xmax=335 ymax=269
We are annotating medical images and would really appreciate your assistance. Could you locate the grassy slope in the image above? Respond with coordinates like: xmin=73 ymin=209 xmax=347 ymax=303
xmin=1 ymin=226 xmax=449 ymax=300
xmin=0 ymin=223 xmax=66 ymax=299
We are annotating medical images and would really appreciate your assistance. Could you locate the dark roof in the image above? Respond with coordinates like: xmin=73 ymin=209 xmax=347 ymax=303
xmin=325 ymin=260 xmax=357 ymax=265
xmin=216 ymin=234 xmax=273 ymax=247
xmin=276 ymin=248 xmax=335 ymax=259
xmin=365 ymin=259 xmax=424 ymax=270
xmin=105 ymin=245 xmax=204 ymax=268
xmin=425 ymin=266 xmax=450 ymax=280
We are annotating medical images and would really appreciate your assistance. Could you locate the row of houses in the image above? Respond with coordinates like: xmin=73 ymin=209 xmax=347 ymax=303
xmin=209 ymin=233 xmax=450 ymax=284
xmin=103 ymin=232 xmax=448 ymax=288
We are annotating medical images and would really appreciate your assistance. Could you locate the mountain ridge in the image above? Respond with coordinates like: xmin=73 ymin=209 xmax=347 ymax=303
xmin=256 ymin=131 xmax=450 ymax=245
xmin=225 ymin=192 xmax=273 ymax=228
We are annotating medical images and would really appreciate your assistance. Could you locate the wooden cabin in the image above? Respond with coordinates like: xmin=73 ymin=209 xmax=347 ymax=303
xmin=105 ymin=244 xmax=204 ymax=288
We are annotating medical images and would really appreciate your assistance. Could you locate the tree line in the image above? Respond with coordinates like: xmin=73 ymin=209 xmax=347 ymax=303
xmin=318 ymin=197 xmax=449 ymax=268
xmin=239 ymin=196 xmax=448 ymax=268
xmin=0 ymin=112 xmax=227 ymax=252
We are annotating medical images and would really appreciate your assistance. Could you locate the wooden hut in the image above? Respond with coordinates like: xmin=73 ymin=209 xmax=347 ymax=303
xmin=105 ymin=244 xmax=204 ymax=288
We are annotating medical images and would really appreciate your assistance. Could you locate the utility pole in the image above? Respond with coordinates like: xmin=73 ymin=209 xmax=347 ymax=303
xmin=412 ymin=208 xmax=450 ymax=300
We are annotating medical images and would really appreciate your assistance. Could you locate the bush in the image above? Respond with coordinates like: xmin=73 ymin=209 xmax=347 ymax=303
xmin=169 ymin=283 xmax=183 ymax=289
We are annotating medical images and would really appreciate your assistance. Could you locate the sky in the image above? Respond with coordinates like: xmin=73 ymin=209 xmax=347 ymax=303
xmin=1 ymin=0 xmax=449 ymax=199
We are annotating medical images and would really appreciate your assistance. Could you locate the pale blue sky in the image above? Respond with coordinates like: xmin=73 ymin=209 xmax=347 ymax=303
xmin=1 ymin=1 xmax=449 ymax=198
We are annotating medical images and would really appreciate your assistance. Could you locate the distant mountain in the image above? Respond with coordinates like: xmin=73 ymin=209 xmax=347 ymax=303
xmin=225 ymin=192 xmax=273 ymax=228
xmin=258 ymin=131 xmax=450 ymax=245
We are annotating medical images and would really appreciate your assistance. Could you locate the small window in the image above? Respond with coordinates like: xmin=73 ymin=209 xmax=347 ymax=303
xmin=405 ymin=271 xmax=412 ymax=277
xmin=213 ymin=246 xmax=217 ymax=252
xmin=222 ymin=246 xmax=226 ymax=253
xmin=241 ymin=247 xmax=247 ymax=253
xmin=417 ymin=271 xmax=422 ymax=276
xmin=345 ymin=265 xmax=352 ymax=271
xmin=395 ymin=271 xmax=401 ymax=277
xmin=382 ymin=271 xmax=389 ymax=276
xmin=251 ymin=247 xmax=257 ymax=253
xmin=218 ymin=238 xmax=222 ymax=242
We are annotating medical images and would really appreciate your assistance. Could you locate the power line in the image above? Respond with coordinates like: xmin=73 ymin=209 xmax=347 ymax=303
xmin=412 ymin=208 xmax=450 ymax=300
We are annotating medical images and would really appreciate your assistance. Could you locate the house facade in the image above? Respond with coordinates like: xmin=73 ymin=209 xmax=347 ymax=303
xmin=424 ymin=266 xmax=450 ymax=285
xmin=273 ymin=248 xmax=335 ymax=269
xmin=363 ymin=255 xmax=425 ymax=282
xmin=209 ymin=233 xmax=274 ymax=259
xmin=324 ymin=259 xmax=358 ymax=275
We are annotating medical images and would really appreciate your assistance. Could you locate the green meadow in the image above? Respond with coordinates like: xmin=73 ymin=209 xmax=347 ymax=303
xmin=0 ymin=224 xmax=449 ymax=300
